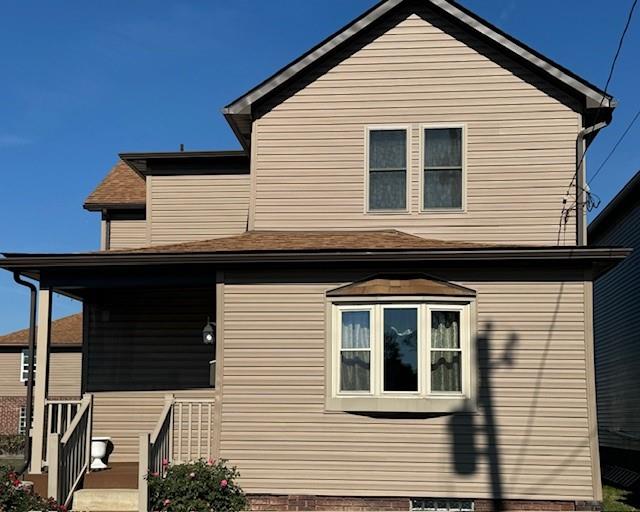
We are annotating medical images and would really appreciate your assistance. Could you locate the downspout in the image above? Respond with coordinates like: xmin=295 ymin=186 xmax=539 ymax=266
xmin=576 ymin=120 xmax=609 ymax=246
xmin=13 ymin=273 xmax=37 ymax=476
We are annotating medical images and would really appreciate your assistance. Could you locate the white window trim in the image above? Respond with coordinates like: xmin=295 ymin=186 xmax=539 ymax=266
xmin=18 ymin=406 xmax=27 ymax=435
xmin=327 ymin=296 xmax=476 ymax=414
xmin=20 ymin=349 xmax=31 ymax=383
xmin=419 ymin=123 xmax=467 ymax=214
xmin=364 ymin=125 xmax=411 ymax=215
xmin=336 ymin=305 xmax=374 ymax=395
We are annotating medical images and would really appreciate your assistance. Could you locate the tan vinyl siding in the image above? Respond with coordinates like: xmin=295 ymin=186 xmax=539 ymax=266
xmin=48 ymin=351 xmax=82 ymax=397
xmin=91 ymin=389 xmax=216 ymax=463
xmin=0 ymin=351 xmax=26 ymax=396
xmin=252 ymin=6 xmax=580 ymax=245
xmin=592 ymin=203 xmax=640 ymax=452
xmin=219 ymin=269 xmax=595 ymax=501
xmin=109 ymin=219 xmax=147 ymax=250
xmin=149 ymin=175 xmax=250 ymax=245
xmin=0 ymin=349 xmax=81 ymax=398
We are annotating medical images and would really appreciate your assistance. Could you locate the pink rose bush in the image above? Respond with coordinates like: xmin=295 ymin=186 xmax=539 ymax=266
xmin=0 ymin=465 xmax=66 ymax=511
xmin=148 ymin=458 xmax=246 ymax=512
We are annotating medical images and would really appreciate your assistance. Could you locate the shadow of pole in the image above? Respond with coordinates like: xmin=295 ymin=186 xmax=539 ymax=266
xmin=450 ymin=322 xmax=518 ymax=512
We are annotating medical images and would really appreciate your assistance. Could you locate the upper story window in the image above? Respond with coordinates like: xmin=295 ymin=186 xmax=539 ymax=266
xmin=20 ymin=349 xmax=36 ymax=383
xmin=367 ymin=127 xmax=408 ymax=212
xmin=422 ymin=126 xmax=464 ymax=210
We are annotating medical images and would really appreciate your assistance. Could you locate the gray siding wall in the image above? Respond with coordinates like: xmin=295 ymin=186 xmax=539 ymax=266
xmin=85 ymin=288 xmax=215 ymax=392
xmin=219 ymin=268 xmax=597 ymax=501
xmin=593 ymin=203 xmax=640 ymax=452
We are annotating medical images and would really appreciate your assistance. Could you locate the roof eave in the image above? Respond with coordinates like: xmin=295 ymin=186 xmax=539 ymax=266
xmin=83 ymin=202 xmax=146 ymax=212
xmin=0 ymin=247 xmax=632 ymax=271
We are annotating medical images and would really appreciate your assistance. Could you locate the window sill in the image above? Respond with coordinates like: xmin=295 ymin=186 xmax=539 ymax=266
xmin=325 ymin=395 xmax=476 ymax=414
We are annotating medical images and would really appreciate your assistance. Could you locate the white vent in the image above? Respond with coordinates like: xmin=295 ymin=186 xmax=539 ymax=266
xmin=411 ymin=499 xmax=474 ymax=512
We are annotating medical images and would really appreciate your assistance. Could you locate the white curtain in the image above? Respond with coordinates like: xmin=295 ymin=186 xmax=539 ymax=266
xmin=341 ymin=311 xmax=370 ymax=391
xmin=431 ymin=311 xmax=462 ymax=392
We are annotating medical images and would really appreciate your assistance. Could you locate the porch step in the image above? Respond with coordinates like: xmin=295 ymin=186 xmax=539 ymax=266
xmin=72 ymin=488 xmax=138 ymax=512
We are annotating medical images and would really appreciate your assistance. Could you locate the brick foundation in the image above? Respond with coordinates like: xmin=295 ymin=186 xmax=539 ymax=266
xmin=0 ymin=396 xmax=26 ymax=435
xmin=247 ymin=495 xmax=601 ymax=511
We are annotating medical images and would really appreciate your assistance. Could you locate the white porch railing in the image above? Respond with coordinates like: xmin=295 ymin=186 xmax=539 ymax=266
xmin=138 ymin=395 xmax=216 ymax=512
xmin=43 ymin=399 xmax=82 ymax=466
xmin=47 ymin=394 xmax=93 ymax=508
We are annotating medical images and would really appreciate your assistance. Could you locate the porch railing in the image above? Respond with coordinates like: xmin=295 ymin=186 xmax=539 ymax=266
xmin=43 ymin=399 xmax=82 ymax=466
xmin=173 ymin=398 xmax=215 ymax=464
xmin=47 ymin=394 xmax=93 ymax=508
xmin=138 ymin=395 xmax=216 ymax=512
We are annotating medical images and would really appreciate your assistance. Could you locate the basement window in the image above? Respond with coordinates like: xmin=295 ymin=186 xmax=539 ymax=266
xmin=411 ymin=499 xmax=474 ymax=512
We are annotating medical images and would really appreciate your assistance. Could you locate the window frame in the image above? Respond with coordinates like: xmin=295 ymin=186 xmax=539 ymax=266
xmin=364 ymin=125 xmax=411 ymax=214
xmin=419 ymin=123 xmax=467 ymax=214
xmin=327 ymin=296 xmax=476 ymax=413
xmin=426 ymin=304 xmax=468 ymax=397
xmin=18 ymin=406 xmax=27 ymax=435
xmin=19 ymin=349 xmax=34 ymax=383
xmin=336 ymin=305 xmax=375 ymax=395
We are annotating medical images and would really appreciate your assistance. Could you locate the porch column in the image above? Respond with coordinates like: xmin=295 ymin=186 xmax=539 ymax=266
xmin=30 ymin=287 xmax=52 ymax=474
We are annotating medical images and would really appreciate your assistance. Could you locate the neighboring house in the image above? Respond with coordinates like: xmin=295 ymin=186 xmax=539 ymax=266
xmin=0 ymin=1 xmax=631 ymax=511
xmin=589 ymin=170 xmax=640 ymax=473
xmin=0 ymin=314 xmax=82 ymax=435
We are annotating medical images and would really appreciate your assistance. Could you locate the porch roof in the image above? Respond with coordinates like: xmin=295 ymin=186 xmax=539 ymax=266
xmin=0 ymin=230 xmax=631 ymax=280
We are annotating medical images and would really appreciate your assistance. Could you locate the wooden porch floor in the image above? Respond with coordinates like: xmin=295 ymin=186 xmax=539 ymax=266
xmin=26 ymin=462 xmax=138 ymax=497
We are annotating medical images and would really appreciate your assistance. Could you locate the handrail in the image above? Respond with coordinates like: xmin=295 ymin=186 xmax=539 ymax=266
xmin=139 ymin=394 xmax=174 ymax=512
xmin=43 ymin=398 xmax=82 ymax=466
xmin=47 ymin=394 xmax=93 ymax=508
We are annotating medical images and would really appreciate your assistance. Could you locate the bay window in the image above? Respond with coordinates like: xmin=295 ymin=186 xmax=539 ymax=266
xmin=331 ymin=301 xmax=473 ymax=412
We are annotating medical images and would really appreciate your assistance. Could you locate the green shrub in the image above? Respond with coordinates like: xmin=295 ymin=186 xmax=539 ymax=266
xmin=0 ymin=465 xmax=66 ymax=512
xmin=148 ymin=458 xmax=247 ymax=512
xmin=0 ymin=435 xmax=26 ymax=456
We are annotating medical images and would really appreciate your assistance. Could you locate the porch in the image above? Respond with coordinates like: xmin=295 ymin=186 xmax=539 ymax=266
xmin=23 ymin=269 xmax=223 ymax=510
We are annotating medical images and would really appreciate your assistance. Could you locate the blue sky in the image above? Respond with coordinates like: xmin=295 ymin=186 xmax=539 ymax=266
xmin=0 ymin=0 xmax=638 ymax=332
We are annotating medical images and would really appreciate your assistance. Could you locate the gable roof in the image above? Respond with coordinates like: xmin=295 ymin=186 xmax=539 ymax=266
xmin=589 ymin=170 xmax=640 ymax=242
xmin=0 ymin=313 xmax=83 ymax=348
xmin=84 ymin=161 xmax=146 ymax=211
xmin=327 ymin=272 xmax=476 ymax=297
xmin=223 ymin=0 xmax=614 ymax=149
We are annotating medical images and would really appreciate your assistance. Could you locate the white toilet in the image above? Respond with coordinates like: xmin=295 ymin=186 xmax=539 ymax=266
xmin=90 ymin=437 xmax=111 ymax=470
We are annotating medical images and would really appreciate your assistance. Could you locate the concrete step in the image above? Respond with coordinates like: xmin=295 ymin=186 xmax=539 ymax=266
xmin=72 ymin=488 xmax=138 ymax=512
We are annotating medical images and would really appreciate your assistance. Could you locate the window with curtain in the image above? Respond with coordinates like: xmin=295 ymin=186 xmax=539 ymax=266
xmin=368 ymin=128 xmax=407 ymax=211
xmin=430 ymin=310 xmax=462 ymax=392
xmin=340 ymin=310 xmax=371 ymax=392
xmin=335 ymin=303 xmax=469 ymax=398
xmin=423 ymin=127 xmax=463 ymax=209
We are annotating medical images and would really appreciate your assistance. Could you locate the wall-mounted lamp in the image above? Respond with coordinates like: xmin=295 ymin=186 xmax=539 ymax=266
xmin=202 ymin=317 xmax=216 ymax=345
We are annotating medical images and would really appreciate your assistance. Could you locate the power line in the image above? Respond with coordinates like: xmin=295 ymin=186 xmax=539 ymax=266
xmin=589 ymin=108 xmax=640 ymax=186
xmin=565 ymin=0 xmax=638 ymax=194
xmin=557 ymin=0 xmax=638 ymax=244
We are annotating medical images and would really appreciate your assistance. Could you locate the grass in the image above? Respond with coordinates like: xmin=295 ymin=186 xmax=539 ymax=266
xmin=603 ymin=484 xmax=640 ymax=511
